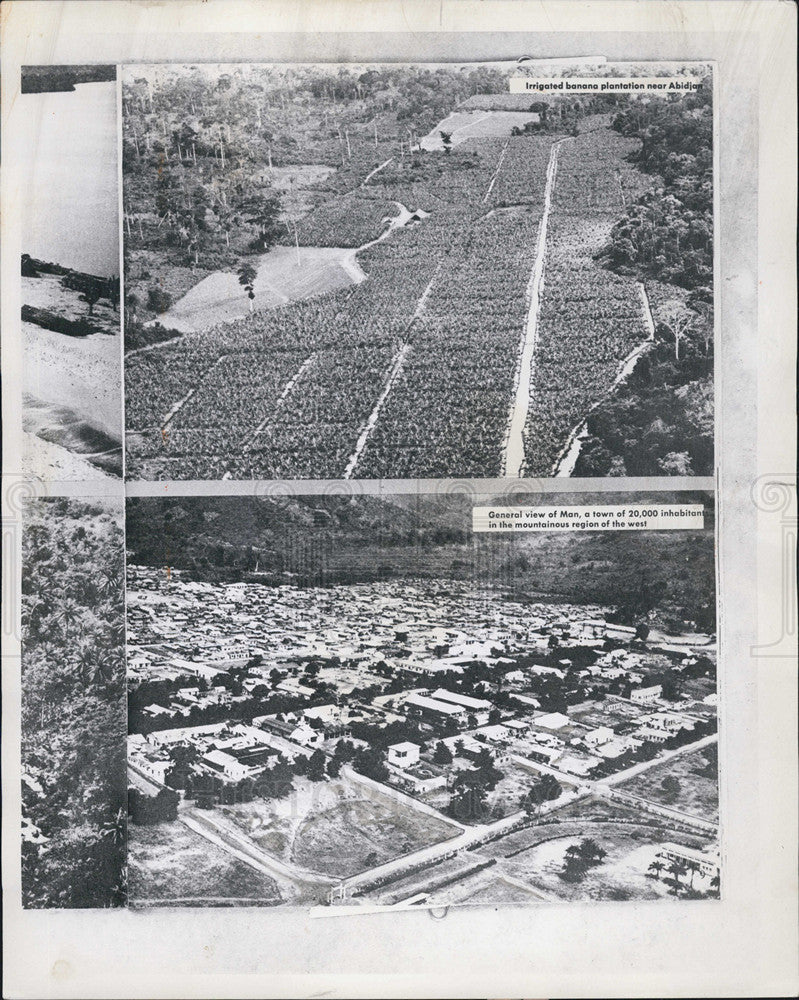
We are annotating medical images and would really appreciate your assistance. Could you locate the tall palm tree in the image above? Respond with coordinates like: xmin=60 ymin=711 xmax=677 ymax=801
xmin=685 ymin=859 xmax=701 ymax=889
xmin=91 ymin=651 xmax=119 ymax=688
xmin=74 ymin=641 xmax=98 ymax=685
xmin=648 ymin=858 xmax=665 ymax=879
xmin=53 ymin=598 xmax=83 ymax=640
xmin=100 ymin=807 xmax=126 ymax=848
xmin=667 ymin=859 xmax=687 ymax=889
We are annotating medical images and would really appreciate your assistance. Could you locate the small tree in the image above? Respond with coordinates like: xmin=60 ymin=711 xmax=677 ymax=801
xmin=79 ymin=279 xmax=103 ymax=317
xmin=660 ymin=774 xmax=681 ymax=803
xmin=440 ymin=130 xmax=452 ymax=154
xmin=146 ymin=285 xmax=172 ymax=315
xmin=293 ymin=753 xmax=309 ymax=777
xmin=659 ymin=300 xmax=695 ymax=361
xmin=237 ymin=261 xmax=257 ymax=313
xmin=307 ymin=748 xmax=327 ymax=782
xmin=432 ymin=741 xmax=453 ymax=765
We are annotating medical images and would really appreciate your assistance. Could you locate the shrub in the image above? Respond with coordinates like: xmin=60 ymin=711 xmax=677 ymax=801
xmin=147 ymin=286 xmax=173 ymax=314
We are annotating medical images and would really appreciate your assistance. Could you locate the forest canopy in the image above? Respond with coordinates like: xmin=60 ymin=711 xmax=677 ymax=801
xmin=21 ymin=498 xmax=127 ymax=908
xmin=577 ymin=82 xmax=715 ymax=477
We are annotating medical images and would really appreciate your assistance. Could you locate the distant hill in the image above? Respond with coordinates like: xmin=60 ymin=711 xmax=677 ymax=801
xmin=126 ymin=491 xmax=715 ymax=631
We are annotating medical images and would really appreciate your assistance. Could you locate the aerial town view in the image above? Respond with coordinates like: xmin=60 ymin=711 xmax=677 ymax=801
xmin=126 ymin=492 xmax=719 ymax=908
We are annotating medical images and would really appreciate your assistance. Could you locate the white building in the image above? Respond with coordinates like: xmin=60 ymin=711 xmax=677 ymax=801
xmin=387 ymin=742 xmax=421 ymax=769
xmin=208 ymin=642 xmax=251 ymax=664
xmin=405 ymin=693 xmax=468 ymax=725
xmin=631 ymin=684 xmax=662 ymax=704
xmin=584 ymin=726 xmax=615 ymax=749
xmin=534 ymin=712 xmax=570 ymax=731
xmin=431 ymin=689 xmax=492 ymax=725
xmin=658 ymin=842 xmax=720 ymax=880
xmin=202 ymin=749 xmax=253 ymax=782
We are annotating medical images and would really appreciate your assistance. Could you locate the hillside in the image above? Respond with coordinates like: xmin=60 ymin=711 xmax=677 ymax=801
xmin=126 ymin=491 xmax=715 ymax=630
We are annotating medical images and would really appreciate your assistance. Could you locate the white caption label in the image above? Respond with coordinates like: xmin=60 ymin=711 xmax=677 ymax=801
xmin=472 ymin=504 xmax=705 ymax=532
xmin=509 ymin=77 xmax=705 ymax=94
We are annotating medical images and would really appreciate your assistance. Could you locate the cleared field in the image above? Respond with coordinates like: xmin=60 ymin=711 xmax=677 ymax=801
xmin=155 ymin=246 xmax=363 ymax=333
xmin=477 ymin=797 xmax=710 ymax=902
xmin=292 ymin=797 xmax=458 ymax=877
xmin=128 ymin=819 xmax=282 ymax=905
xmin=479 ymin=795 xmax=699 ymax=861
xmin=431 ymin=869 xmax=546 ymax=906
xmin=419 ymin=111 xmax=540 ymax=150
xmin=618 ymin=745 xmax=719 ymax=823
xmin=460 ymin=93 xmax=547 ymax=112
xmin=499 ymin=832 xmax=673 ymax=902
xmin=219 ymin=776 xmax=460 ymax=880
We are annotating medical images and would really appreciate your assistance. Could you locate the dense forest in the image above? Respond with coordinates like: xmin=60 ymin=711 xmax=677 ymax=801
xmin=21 ymin=499 xmax=127 ymax=908
xmin=578 ymin=80 xmax=714 ymax=476
xmin=126 ymin=493 xmax=716 ymax=632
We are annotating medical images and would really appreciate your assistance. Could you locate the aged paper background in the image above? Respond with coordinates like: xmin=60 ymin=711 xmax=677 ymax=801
xmin=2 ymin=1 xmax=796 ymax=997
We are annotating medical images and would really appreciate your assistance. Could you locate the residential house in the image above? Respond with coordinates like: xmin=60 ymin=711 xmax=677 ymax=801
xmin=387 ymin=742 xmax=421 ymax=769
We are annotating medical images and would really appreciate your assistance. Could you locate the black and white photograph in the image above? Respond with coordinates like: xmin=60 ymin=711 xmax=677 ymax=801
xmin=122 ymin=61 xmax=714 ymax=482
xmin=2 ymin=1 xmax=796 ymax=996
xmin=124 ymin=490 xmax=718 ymax=909
xmin=20 ymin=65 xmax=123 ymax=481
xmin=20 ymin=495 xmax=127 ymax=908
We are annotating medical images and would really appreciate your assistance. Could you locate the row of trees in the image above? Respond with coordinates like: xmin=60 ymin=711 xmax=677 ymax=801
xmin=647 ymin=855 xmax=719 ymax=897
xmin=145 ymin=733 xmax=397 ymax=817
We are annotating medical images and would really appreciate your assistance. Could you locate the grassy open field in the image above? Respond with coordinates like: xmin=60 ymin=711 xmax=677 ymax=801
xmin=498 ymin=831 xmax=672 ymax=902
xmin=128 ymin=819 xmax=282 ymax=904
xmin=476 ymin=795 xmax=711 ymax=901
xmin=427 ymin=867 xmax=546 ymax=906
xmin=618 ymin=744 xmax=719 ymax=823
xmin=219 ymin=776 xmax=460 ymax=879
xmin=419 ymin=110 xmax=540 ymax=149
xmin=292 ymin=795 xmax=458 ymax=877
